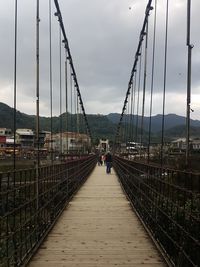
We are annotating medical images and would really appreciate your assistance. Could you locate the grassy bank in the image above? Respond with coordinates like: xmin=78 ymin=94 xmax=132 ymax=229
xmin=0 ymin=159 xmax=35 ymax=172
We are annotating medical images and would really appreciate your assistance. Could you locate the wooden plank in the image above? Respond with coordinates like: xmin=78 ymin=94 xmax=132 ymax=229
xmin=28 ymin=166 xmax=166 ymax=267
xmin=29 ymin=263 xmax=165 ymax=267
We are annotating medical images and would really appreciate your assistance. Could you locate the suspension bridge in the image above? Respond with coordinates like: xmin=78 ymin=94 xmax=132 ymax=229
xmin=0 ymin=1 xmax=200 ymax=267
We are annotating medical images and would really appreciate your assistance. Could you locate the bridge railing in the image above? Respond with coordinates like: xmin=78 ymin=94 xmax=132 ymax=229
xmin=113 ymin=156 xmax=200 ymax=267
xmin=0 ymin=155 xmax=96 ymax=267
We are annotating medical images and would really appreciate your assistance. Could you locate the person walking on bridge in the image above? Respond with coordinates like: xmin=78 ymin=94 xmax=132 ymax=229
xmin=105 ymin=151 xmax=112 ymax=174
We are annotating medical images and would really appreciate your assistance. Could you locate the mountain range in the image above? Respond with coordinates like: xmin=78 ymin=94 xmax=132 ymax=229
xmin=0 ymin=102 xmax=200 ymax=142
xmin=107 ymin=113 xmax=200 ymax=132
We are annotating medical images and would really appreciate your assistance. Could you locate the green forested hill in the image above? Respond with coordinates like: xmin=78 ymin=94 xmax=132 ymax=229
xmin=1 ymin=102 xmax=200 ymax=142
xmin=0 ymin=102 xmax=34 ymax=129
xmin=0 ymin=102 xmax=117 ymax=140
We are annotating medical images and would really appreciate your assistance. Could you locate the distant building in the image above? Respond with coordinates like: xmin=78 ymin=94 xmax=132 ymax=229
xmin=36 ymin=131 xmax=47 ymax=149
xmin=0 ymin=128 xmax=48 ymax=158
xmin=171 ymin=138 xmax=200 ymax=151
xmin=0 ymin=128 xmax=12 ymax=136
xmin=0 ymin=136 xmax=6 ymax=148
xmin=98 ymin=139 xmax=109 ymax=153
xmin=0 ymin=128 xmax=12 ymax=148
xmin=15 ymin=129 xmax=47 ymax=149
xmin=171 ymin=138 xmax=187 ymax=150
xmin=45 ymin=132 xmax=91 ymax=154
xmin=192 ymin=139 xmax=200 ymax=150
xmin=16 ymin=129 xmax=34 ymax=148
xmin=126 ymin=142 xmax=140 ymax=154
xmin=6 ymin=137 xmax=15 ymax=147
xmin=0 ymin=137 xmax=21 ymax=158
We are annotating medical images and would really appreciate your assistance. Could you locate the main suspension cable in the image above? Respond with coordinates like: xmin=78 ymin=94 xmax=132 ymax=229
xmin=114 ymin=0 xmax=153 ymax=148
xmin=54 ymin=0 xmax=92 ymax=141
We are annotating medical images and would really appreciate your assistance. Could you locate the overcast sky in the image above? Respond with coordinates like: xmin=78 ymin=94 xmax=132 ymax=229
xmin=0 ymin=0 xmax=200 ymax=120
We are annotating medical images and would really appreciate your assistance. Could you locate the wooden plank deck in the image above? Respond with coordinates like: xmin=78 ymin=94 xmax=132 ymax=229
xmin=28 ymin=166 xmax=167 ymax=267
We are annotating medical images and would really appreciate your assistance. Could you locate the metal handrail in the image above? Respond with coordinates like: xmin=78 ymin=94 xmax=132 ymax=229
xmin=113 ymin=156 xmax=200 ymax=267
xmin=0 ymin=155 xmax=96 ymax=267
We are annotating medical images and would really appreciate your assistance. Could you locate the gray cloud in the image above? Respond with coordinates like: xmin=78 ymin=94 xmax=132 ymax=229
xmin=0 ymin=0 xmax=199 ymax=119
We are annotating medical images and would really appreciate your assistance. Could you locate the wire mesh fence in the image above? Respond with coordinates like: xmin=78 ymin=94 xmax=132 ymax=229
xmin=0 ymin=155 xmax=96 ymax=267
xmin=113 ymin=156 xmax=200 ymax=267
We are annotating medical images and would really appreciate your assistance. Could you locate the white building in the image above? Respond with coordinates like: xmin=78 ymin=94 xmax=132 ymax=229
xmin=16 ymin=129 xmax=34 ymax=148
xmin=0 ymin=128 xmax=12 ymax=136
xmin=98 ymin=139 xmax=109 ymax=153
xmin=171 ymin=138 xmax=200 ymax=151
xmin=45 ymin=132 xmax=91 ymax=154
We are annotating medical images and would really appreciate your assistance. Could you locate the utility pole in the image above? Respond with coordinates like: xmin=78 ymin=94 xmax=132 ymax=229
xmin=186 ymin=0 xmax=193 ymax=168
xmin=13 ymin=0 xmax=18 ymax=171
xmin=36 ymin=0 xmax=40 ymax=210
xmin=65 ymin=52 xmax=68 ymax=154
